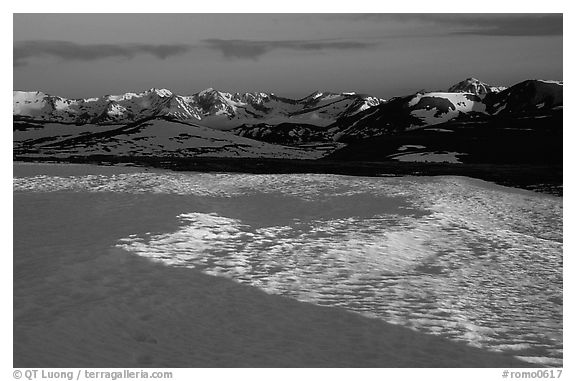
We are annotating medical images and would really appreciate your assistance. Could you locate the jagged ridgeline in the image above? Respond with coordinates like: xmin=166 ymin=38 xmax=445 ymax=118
xmin=13 ymin=78 xmax=562 ymax=162
xmin=13 ymin=88 xmax=383 ymax=128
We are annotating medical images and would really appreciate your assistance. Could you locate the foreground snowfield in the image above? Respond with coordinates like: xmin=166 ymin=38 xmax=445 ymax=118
xmin=13 ymin=163 xmax=562 ymax=367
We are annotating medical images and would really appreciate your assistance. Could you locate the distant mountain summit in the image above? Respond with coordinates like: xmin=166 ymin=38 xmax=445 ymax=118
xmin=484 ymin=79 xmax=563 ymax=115
xmin=448 ymin=78 xmax=507 ymax=97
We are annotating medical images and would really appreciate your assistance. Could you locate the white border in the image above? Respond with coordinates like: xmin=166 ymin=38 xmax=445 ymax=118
xmin=4 ymin=3 xmax=571 ymax=380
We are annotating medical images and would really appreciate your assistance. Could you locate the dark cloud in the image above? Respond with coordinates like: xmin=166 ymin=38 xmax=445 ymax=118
xmin=203 ymin=39 xmax=377 ymax=60
xmin=14 ymin=40 xmax=192 ymax=67
xmin=14 ymin=38 xmax=378 ymax=66
xmin=344 ymin=14 xmax=562 ymax=36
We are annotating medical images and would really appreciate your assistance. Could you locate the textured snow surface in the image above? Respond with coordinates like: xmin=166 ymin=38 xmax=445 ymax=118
xmin=15 ymin=169 xmax=563 ymax=366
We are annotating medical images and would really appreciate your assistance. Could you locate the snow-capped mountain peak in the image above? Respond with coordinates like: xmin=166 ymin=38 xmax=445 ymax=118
xmin=447 ymin=77 xmax=505 ymax=98
xmin=305 ymin=91 xmax=324 ymax=100
xmin=105 ymin=88 xmax=173 ymax=102
xmin=135 ymin=87 xmax=173 ymax=97
xmin=197 ymin=87 xmax=216 ymax=97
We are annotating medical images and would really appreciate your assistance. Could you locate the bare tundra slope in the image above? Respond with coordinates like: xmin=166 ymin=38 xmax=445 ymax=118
xmin=14 ymin=118 xmax=337 ymax=159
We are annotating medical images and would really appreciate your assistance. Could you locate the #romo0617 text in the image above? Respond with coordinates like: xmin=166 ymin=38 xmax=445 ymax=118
xmin=502 ymin=369 xmax=562 ymax=379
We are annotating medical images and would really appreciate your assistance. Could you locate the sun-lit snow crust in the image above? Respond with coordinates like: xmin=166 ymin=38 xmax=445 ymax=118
xmin=14 ymin=171 xmax=563 ymax=366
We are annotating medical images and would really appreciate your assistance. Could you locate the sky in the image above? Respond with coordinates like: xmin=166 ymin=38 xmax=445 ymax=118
xmin=13 ymin=13 xmax=563 ymax=99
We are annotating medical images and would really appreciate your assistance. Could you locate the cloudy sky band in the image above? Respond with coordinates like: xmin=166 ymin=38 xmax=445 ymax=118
xmin=13 ymin=13 xmax=562 ymax=99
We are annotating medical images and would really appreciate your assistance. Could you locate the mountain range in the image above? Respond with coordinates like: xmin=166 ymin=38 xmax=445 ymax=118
xmin=13 ymin=87 xmax=383 ymax=128
xmin=13 ymin=78 xmax=562 ymax=164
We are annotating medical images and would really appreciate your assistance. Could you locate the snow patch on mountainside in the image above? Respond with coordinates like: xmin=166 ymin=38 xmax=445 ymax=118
xmin=391 ymin=151 xmax=464 ymax=163
xmin=536 ymin=80 xmax=563 ymax=85
xmin=14 ymin=119 xmax=336 ymax=160
xmin=397 ymin=145 xmax=426 ymax=151
xmin=407 ymin=92 xmax=486 ymax=128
